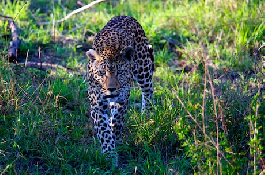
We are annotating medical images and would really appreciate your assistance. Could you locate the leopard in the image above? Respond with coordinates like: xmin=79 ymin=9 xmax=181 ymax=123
xmin=86 ymin=16 xmax=154 ymax=158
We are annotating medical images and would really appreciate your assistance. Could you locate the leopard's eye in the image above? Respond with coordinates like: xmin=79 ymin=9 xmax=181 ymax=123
xmin=117 ymin=69 xmax=124 ymax=74
xmin=98 ymin=70 xmax=106 ymax=76
xmin=98 ymin=64 xmax=106 ymax=76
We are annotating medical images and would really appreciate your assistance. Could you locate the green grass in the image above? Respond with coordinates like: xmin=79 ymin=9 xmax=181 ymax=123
xmin=0 ymin=0 xmax=264 ymax=174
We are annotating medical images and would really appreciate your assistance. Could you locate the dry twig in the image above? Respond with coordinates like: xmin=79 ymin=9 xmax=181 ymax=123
xmin=37 ymin=0 xmax=108 ymax=25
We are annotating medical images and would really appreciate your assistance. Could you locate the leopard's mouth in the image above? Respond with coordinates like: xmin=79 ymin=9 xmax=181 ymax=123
xmin=103 ymin=94 xmax=119 ymax=99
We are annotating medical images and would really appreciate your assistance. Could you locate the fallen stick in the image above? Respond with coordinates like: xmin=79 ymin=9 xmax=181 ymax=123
xmin=20 ymin=61 xmax=70 ymax=71
xmin=37 ymin=0 xmax=108 ymax=25
xmin=14 ymin=61 xmax=86 ymax=76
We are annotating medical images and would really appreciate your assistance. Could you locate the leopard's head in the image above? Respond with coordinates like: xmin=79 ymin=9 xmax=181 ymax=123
xmin=86 ymin=46 xmax=134 ymax=98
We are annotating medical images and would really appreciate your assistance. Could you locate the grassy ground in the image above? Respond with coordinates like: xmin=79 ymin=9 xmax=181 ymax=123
xmin=0 ymin=0 xmax=264 ymax=174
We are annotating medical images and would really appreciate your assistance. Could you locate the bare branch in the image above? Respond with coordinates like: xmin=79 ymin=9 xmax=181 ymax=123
xmin=37 ymin=0 xmax=108 ymax=25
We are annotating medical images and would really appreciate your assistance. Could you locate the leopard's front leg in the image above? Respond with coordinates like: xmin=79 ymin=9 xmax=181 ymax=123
xmin=109 ymin=89 xmax=130 ymax=143
xmin=89 ymin=92 xmax=116 ymax=153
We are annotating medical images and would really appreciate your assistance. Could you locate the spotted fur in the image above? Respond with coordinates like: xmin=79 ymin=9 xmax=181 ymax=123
xmin=86 ymin=16 xmax=154 ymax=155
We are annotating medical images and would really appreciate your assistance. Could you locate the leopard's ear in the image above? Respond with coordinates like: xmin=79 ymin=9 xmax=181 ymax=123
xmin=148 ymin=45 xmax=154 ymax=62
xmin=122 ymin=46 xmax=134 ymax=62
xmin=86 ymin=49 xmax=99 ymax=61
xmin=148 ymin=44 xmax=153 ymax=50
